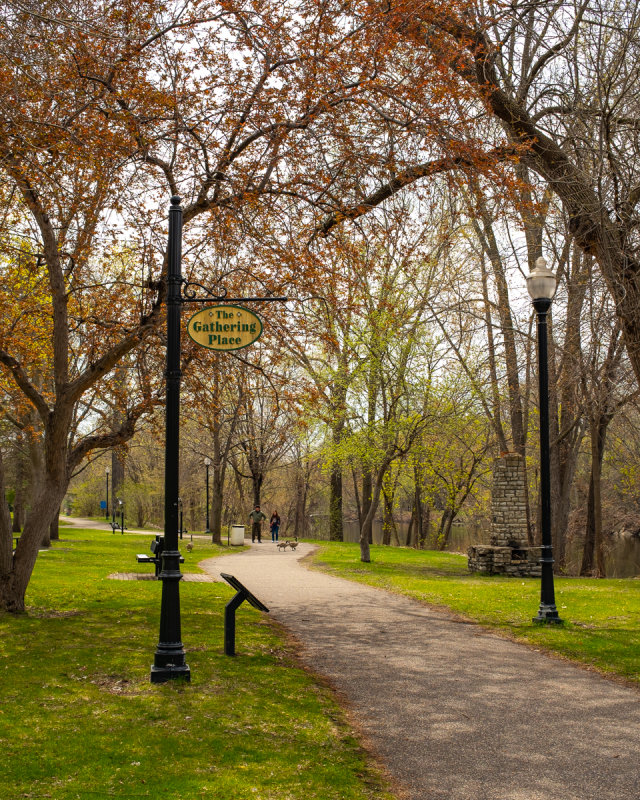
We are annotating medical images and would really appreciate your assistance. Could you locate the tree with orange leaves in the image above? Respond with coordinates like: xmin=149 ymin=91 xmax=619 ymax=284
xmin=0 ymin=0 xmax=442 ymax=610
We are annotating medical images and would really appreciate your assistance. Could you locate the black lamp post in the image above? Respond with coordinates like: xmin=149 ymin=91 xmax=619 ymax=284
xmin=117 ymin=498 xmax=124 ymax=534
xmin=105 ymin=467 xmax=110 ymax=521
xmin=150 ymin=196 xmax=190 ymax=683
xmin=178 ymin=496 xmax=184 ymax=540
xmin=148 ymin=194 xmax=286 ymax=683
xmin=204 ymin=457 xmax=211 ymax=534
xmin=527 ymin=257 xmax=562 ymax=624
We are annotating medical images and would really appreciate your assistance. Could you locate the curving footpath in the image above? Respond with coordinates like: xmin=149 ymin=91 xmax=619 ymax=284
xmin=200 ymin=541 xmax=640 ymax=800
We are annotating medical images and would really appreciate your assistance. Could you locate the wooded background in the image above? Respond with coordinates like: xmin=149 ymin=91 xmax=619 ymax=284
xmin=2 ymin=0 xmax=640 ymax=610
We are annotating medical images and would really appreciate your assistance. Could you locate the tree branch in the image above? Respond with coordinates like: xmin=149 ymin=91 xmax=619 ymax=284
xmin=317 ymin=146 xmax=516 ymax=236
xmin=0 ymin=350 xmax=50 ymax=420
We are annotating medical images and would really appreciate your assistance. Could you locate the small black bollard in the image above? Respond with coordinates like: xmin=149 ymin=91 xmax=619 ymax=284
xmin=220 ymin=573 xmax=269 ymax=656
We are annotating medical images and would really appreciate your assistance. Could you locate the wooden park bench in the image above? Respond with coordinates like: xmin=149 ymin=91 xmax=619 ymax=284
xmin=136 ymin=535 xmax=184 ymax=578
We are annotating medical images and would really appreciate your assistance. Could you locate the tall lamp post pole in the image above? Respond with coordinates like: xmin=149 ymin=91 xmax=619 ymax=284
xmin=527 ymin=257 xmax=562 ymax=624
xmin=204 ymin=457 xmax=211 ymax=534
xmin=151 ymin=196 xmax=190 ymax=683
xmin=105 ymin=467 xmax=110 ymax=520
xmin=148 ymin=195 xmax=287 ymax=682
xmin=118 ymin=498 xmax=124 ymax=534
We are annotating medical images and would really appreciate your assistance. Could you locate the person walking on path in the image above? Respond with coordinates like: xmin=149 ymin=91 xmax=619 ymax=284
xmin=248 ymin=505 xmax=266 ymax=543
xmin=269 ymin=510 xmax=281 ymax=542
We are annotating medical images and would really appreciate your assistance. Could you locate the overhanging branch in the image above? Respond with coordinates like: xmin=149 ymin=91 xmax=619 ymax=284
xmin=316 ymin=146 xmax=516 ymax=236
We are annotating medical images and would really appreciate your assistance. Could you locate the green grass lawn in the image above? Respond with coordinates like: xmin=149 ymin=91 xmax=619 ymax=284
xmin=309 ymin=542 xmax=640 ymax=685
xmin=0 ymin=529 xmax=394 ymax=800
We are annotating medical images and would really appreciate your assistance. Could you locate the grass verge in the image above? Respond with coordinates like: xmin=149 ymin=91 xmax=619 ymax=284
xmin=0 ymin=529 xmax=395 ymax=800
xmin=309 ymin=542 xmax=640 ymax=686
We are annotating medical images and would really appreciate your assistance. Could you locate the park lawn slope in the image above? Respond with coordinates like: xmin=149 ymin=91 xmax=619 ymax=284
xmin=0 ymin=528 xmax=394 ymax=800
xmin=310 ymin=542 xmax=640 ymax=686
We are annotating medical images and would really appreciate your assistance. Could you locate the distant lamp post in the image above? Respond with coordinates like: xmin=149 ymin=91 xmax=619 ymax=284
xmin=117 ymin=498 xmax=124 ymax=535
xmin=178 ymin=496 xmax=184 ymax=541
xmin=204 ymin=457 xmax=211 ymax=534
xmin=105 ymin=467 xmax=110 ymax=521
xmin=527 ymin=257 xmax=562 ymax=624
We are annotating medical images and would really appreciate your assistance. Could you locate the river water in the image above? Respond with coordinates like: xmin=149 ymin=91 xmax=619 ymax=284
xmin=309 ymin=517 xmax=640 ymax=578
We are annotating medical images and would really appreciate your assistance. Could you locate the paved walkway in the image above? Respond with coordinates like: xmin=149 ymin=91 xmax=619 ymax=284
xmin=201 ymin=541 xmax=640 ymax=800
xmin=60 ymin=515 xmax=163 ymax=535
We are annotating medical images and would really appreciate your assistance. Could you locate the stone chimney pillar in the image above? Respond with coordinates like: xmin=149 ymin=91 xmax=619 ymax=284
xmin=490 ymin=455 xmax=528 ymax=548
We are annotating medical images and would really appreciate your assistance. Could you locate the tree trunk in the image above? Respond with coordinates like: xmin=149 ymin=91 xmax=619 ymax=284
xmin=476 ymin=199 xmax=526 ymax=454
xmin=361 ymin=469 xmax=373 ymax=545
xmin=210 ymin=472 xmax=223 ymax=545
xmin=477 ymin=249 xmax=508 ymax=452
xmin=551 ymin=428 xmax=583 ymax=567
xmin=581 ymin=473 xmax=597 ymax=577
xmin=406 ymin=504 xmax=415 ymax=547
xmin=12 ymin=447 xmax=26 ymax=534
xmin=0 ymin=450 xmax=15 ymax=580
xmin=421 ymin=505 xmax=431 ymax=549
xmin=359 ymin=475 xmax=379 ymax=562
xmin=11 ymin=496 xmax=22 ymax=534
xmin=329 ymin=462 xmax=343 ymax=541
xmin=188 ymin=493 xmax=197 ymax=535
xmin=382 ymin=488 xmax=393 ymax=546
xmin=293 ymin=469 xmax=307 ymax=539
xmin=232 ymin=467 xmax=245 ymax=513
xmin=41 ymin=514 xmax=51 ymax=548
xmin=352 ymin=467 xmax=362 ymax=527
xmin=359 ymin=462 xmax=392 ymax=562
xmin=436 ymin=508 xmax=454 ymax=551
xmin=1 ymin=480 xmax=66 ymax=612
xmin=580 ymin=415 xmax=610 ymax=577
xmin=49 ymin=506 xmax=60 ymax=542
xmin=414 ymin=470 xmax=423 ymax=548
xmin=251 ymin=470 xmax=263 ymax=509
xmin=549 ymin=250 xmax=588 ymax=568
xmin=111 ymin=449 xmax=125 ymax=520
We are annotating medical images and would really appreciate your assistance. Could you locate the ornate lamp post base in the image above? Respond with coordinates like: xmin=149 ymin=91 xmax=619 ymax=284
xmin=151 ymin=546 xmax=190 ymax=683
xmin=533 ymin=603 xmax=563 ymax=624
xmin=151 ymin=660 xmax=191 ymax=683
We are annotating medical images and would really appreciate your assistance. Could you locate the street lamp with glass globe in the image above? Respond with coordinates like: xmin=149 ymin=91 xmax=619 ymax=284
xmin=527 ymin=257 xmax=562 ymax=624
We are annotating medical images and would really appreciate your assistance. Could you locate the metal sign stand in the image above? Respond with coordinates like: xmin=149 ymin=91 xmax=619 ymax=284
xmin=220 ymin=573 xmax=270 ymax=656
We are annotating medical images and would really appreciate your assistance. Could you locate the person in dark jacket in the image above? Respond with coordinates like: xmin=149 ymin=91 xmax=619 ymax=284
xmin=270 ymin=511 xmax=281 ymax=542
xmin=249 ymin=505 xmax=266 ymax=542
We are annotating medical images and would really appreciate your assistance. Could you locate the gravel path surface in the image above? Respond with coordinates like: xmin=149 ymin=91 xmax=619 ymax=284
xmin=201 ymin=541 xmax=640 ymax=800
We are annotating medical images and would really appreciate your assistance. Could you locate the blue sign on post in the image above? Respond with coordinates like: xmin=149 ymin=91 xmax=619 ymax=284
xmin=100 ymin=501 xmax=107 ymax=510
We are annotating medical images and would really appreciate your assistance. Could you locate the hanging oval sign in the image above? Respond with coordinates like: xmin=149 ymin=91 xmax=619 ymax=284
xmin=186 ymin=305 xmax=263 ymax=351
